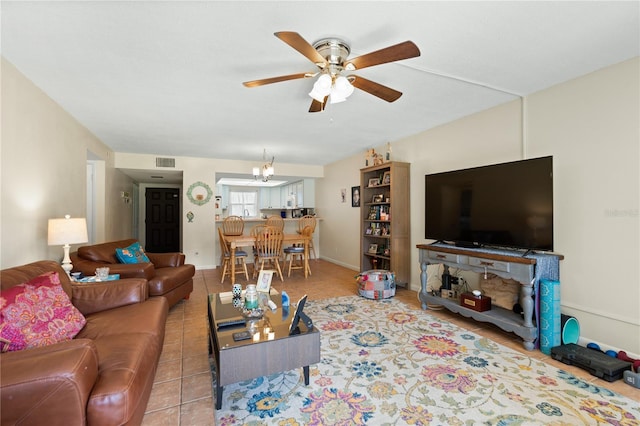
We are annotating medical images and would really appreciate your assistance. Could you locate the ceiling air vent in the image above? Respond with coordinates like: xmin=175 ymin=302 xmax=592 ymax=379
xmin=156 ymin=157 xmax=175 ymax=168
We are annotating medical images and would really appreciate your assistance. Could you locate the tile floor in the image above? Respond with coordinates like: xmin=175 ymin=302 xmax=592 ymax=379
xmin=142 ymin=260 xmax=639 ymax=425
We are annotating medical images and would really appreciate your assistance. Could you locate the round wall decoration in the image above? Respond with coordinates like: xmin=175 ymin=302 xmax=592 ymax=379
xmin=187 ymin=181 xmax=213 ymax=206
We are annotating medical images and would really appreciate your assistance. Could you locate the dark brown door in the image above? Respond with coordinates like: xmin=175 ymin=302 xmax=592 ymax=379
xmin=145 ymin=188 xmax=180 ymax=253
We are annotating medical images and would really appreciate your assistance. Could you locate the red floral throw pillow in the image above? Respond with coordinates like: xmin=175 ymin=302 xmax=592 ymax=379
xmin=0 ymin=271 xmax=86 ymax=352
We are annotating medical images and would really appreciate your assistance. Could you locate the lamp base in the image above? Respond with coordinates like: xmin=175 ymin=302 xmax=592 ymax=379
xmin=61 ymin=244 xmax=73 ymax=277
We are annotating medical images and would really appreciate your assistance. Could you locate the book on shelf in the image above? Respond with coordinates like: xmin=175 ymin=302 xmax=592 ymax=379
xmin=367 ymin=205 xmax=391 ymax=221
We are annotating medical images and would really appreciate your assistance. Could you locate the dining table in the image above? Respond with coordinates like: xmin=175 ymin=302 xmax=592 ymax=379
xmin=224 ymin=233 xmax=311 ymax=279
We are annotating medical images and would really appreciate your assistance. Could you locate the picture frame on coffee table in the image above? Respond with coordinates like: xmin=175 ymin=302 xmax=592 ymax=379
xmin=257 ymin=270 xmax=274 ymax=293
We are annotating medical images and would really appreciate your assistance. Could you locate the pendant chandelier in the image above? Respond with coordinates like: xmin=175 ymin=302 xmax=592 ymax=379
xmin=253 ymin=149 xmax=275 ymax=182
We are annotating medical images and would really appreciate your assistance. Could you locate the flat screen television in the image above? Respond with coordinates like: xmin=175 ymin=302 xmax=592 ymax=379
xmin=425 ymin=156 xmax=553 ymax=251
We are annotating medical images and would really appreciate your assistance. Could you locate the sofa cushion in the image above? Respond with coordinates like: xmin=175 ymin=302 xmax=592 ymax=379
xmin=148 ymin=264 xmax=196 ymax=297
xmin=115 ymin=241 xmax=150 ymax=264
xmin=78 ymin=298 xmax=167 ymax=425
xmin=0 ymin=271 xmax=86 ymax=352
xmin=86 ymin=333 xmax=161 ymax=425
xmin=76 ymin=297 xmax=167 ymax=342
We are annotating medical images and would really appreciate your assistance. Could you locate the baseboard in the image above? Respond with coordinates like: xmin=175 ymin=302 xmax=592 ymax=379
xmin=318 ymin=256 xmax=358 ymax=272
xmin=195 ymin=264 xmax=216 ymax=270
xmin=576 ymin=336 xmax=640 ymax=361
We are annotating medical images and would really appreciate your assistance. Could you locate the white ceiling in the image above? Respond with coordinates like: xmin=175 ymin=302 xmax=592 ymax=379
xmin=2 ymin=1 xmax=639 ymax=177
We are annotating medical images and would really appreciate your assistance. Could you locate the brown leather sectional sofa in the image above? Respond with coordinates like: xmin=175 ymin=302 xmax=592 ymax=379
xmin=70 ymin=239 xmax=195 ymax=307
xmin=1 ymin=260 xmax=168 ymax=425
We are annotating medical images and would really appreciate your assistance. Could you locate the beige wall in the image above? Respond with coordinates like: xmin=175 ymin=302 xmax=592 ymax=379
xmin=1 ymin=58 xmax=134 ymax=268
xmin=525 ymin=58 xmax=639 ymax=355
xmin=314 ymin=154 xmax=362 ymax=269
xmin=317 ymin=57 xmax=639 ymax=354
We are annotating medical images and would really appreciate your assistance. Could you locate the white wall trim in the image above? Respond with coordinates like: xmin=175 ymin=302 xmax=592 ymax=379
xmin=562 ymin=302 xmax=640 ymax=326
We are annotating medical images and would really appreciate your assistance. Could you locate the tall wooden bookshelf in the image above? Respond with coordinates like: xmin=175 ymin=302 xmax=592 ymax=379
xmin=360 ymin=161 xmax=410 ymax=285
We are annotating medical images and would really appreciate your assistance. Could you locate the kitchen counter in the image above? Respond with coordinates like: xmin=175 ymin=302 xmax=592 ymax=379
xmin=215 ymin=217 xmax=321 ymax=223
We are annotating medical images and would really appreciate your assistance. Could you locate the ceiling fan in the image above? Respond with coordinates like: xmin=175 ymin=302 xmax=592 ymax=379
xmin=242 ymin=32 xmax=421 ymax=113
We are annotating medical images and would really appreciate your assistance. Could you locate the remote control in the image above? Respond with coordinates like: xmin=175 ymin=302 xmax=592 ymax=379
xmin=232 ymin=331 xmax=252 ymax=341
xmin=267 ymin=300 xmax=277 ymax=310
xmin=217 ymin=317 xmax=245 ymax=329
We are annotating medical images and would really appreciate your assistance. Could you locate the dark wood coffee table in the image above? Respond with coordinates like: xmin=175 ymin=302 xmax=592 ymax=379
xmin=207 ymin=292 xmax=320 ymax=410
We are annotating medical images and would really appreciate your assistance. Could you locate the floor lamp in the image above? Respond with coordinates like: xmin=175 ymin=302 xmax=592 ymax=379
xmin=48 ymin=215 xmax=88 ymax=277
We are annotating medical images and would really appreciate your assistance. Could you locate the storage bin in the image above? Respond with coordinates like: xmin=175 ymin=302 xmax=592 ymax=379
xmin=460 ymin=292 xmax=492 ymax=311
xmin=357 ymin=270 xmax=396 ymax=299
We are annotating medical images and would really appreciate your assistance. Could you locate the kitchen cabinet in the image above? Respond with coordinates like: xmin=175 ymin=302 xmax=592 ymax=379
xmin=281 ymin=179 xmax=315 ymax=208
xmin=260 ymin=187 xmax=282 ymax=209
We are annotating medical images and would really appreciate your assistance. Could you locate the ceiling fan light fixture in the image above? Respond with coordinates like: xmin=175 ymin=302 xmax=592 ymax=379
xmin=308 ymin=73 xmax=332 ymax=102
xmin=330 ymin=75 xmax=354 ymax=104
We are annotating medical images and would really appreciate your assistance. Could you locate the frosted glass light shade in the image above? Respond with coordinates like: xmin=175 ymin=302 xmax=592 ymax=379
xmin=308 ymin=74 xmax=332 ymax=102
xmin=330 ymin=76 xmax=354 ymax=104
xmin=265 ymin=166 xmax=274 ymax=177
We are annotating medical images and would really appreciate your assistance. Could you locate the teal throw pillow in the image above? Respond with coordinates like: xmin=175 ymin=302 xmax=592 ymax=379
xmin=115 ymin=242 xmax=150 ymax=264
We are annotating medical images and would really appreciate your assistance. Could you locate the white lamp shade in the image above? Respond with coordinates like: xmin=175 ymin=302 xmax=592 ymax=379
xmin=330 ymin=76 xmax=354 ymax=104
xmin=48 ymin=216 xmax=88 ymax=246
xmin=308 ymin=74 xmax=332 ymax=102
xmin=265 ymin=166 xmax=274 ymax=176
xmin=252 ymin=167 xmax=260 ymax=176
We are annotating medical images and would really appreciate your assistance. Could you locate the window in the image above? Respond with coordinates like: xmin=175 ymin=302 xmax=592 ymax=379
xmin=229 ymin=190 xmax=258 ymax=217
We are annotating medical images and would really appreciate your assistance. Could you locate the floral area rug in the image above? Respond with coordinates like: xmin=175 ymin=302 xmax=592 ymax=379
xmin=213 ymin=296 xmax=640 ymax=425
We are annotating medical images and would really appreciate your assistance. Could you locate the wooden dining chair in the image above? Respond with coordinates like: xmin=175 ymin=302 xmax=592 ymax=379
xmin=265 ymin=215 xmax=284 ymax=231
xmin=249 ymin=224 xmax=266 ymax=271
xmin=297 ymin=215 xmax=317 ymax=260
xmin=284 ymin=225 xmax=313 ymax=277
xmin=254 ymin=226 xmax=284 ymax=281
xmin=217 ymin=227 xmax=249 ymax=283
xmin=222 ymin=215 xmax=245 ymax=236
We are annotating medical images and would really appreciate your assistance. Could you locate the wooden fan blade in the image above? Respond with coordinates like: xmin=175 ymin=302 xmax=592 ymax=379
xmin=275 ymin=31 xmax=328 ymax=68
xmin=350 ymin=75 xmax=403 ymax=102
xmin=243 ymin=72 xmax=309 ymax=88
xmin=345 ymin=41 xmax=420 ymax=71
xmin=309 ymin=97 xmax=327 ymax=113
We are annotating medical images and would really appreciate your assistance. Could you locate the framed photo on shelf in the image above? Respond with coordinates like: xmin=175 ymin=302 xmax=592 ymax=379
xmin=365 ymin=227 xmax=373 ymax=235
xmin=382 ymin=171 xmax=391 ymax=185
xmin=256 ymin=270 xmax=274 ymax=293
xmin=372 ymin=194 xmax=384 ymax=203
xmin=368 ymin=243 xmax=378 ymax=254
xmin=368 ymin=177 xmax=380 ymax=187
